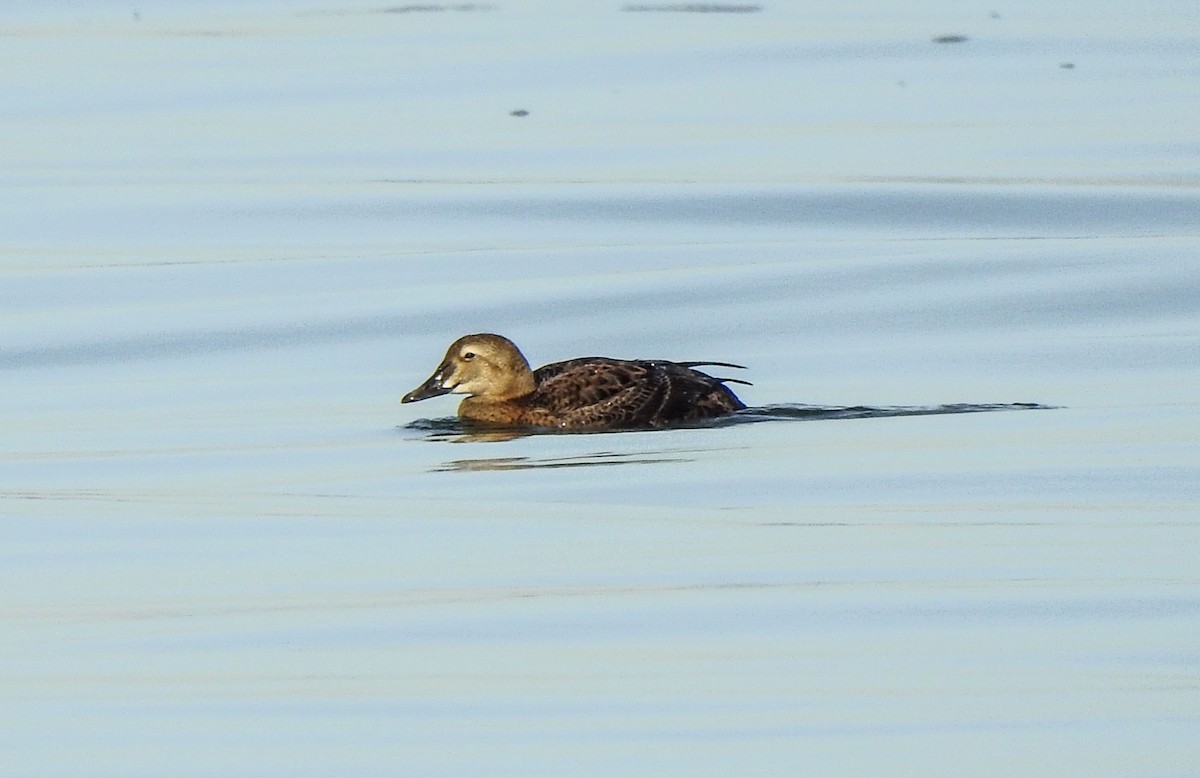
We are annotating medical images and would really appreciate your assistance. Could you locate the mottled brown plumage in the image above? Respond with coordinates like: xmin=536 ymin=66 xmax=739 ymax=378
xmin=401 ymin=333 xmax=747 ymax=429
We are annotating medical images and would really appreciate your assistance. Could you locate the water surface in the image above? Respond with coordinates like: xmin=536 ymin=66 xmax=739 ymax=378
xmin=2 ymin=1 xmax=1198 ymax=776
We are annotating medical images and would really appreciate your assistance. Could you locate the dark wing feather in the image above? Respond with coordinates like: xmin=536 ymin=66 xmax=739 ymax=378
xmin=533 ymin=358 xmax=652 ymax=411
xmin=531 ymin=358 xmax=745 ymax=429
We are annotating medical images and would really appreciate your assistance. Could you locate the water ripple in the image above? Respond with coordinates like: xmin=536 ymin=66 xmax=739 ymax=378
xmin=404 ymin=402 xmax=1052 ymax=445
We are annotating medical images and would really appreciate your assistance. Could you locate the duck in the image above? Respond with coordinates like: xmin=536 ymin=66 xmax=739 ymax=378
xmin=401 ymin=333 xmax=748 ymax=429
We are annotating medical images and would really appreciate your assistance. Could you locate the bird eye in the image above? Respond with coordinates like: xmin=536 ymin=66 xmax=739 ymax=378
xmin=462 ymin=351 xmax=475 ymax=361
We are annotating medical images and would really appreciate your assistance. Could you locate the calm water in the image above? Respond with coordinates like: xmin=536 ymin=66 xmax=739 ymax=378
xmin=2 ymin=2 xmax=1199 ymax=776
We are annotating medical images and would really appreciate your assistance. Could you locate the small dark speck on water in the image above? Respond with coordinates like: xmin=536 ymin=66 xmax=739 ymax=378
xmin=932 ymin=34 xmax=969 ymax=44
xmin=1060 ymin=62 xmax=1076 ymax=69
xmin=510 ymin=109 xmax=529 ymax=117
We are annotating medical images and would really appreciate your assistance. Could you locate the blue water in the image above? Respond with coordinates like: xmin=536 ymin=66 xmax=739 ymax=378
xmin=2 ymin=2 xmax=1198 ymax=776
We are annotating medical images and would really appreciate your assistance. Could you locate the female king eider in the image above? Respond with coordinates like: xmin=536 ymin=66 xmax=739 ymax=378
xmin=402 ymin=333 xmax=748 ymax=429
